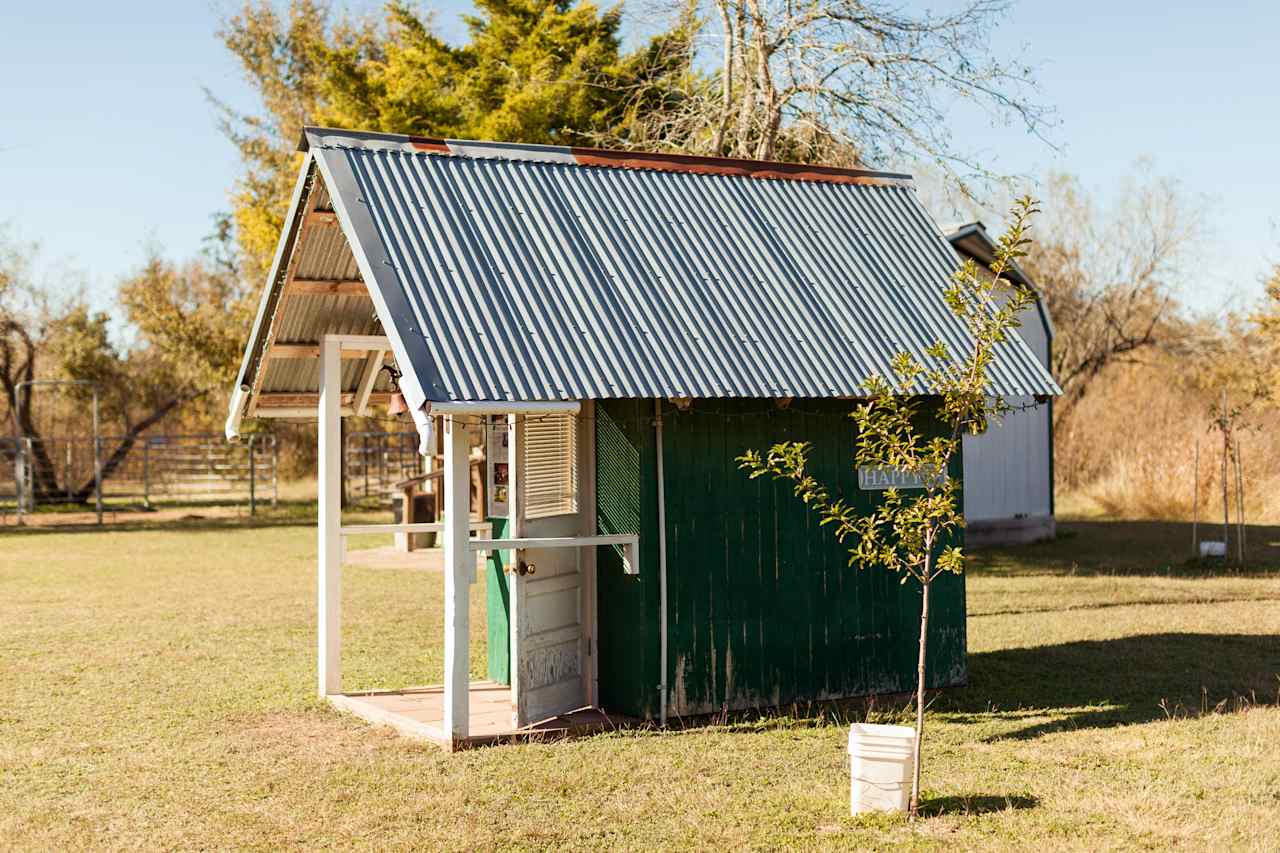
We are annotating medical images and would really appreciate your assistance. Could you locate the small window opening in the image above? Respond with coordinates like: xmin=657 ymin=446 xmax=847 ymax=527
xmin=521 ymin=413 xmax=578 ymax=518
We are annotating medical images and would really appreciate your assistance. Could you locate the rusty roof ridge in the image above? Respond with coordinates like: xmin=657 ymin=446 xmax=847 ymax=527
xmin=299 ymin=125 xmax=916 ymax=187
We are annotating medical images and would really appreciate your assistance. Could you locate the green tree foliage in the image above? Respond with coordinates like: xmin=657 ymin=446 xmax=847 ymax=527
xmin=739 ymin=198 xmax=1041 ymax=817
xmin=325 ymin=0 xmax=631 ymax=142
xmin=214 ymin=1 xmax=332 ymax=285
xmin=216 ymin=0 xmax=689 ymax=279
xmin=118 ymin=250 xmax=254 ymax=395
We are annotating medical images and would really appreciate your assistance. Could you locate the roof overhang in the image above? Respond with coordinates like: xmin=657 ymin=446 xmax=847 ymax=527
xmin=946 ymin=221 xmax=1055 ymax=342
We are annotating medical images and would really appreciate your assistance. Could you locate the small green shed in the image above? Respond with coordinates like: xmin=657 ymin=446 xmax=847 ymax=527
xmin=226 ymin=127 xmax=1056 ymax=748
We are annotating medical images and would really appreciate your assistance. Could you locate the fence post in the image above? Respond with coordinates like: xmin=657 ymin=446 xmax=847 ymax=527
xmin=26 ymin=438 xmax=34 ymax=515
xmin=14 ymin=439 xmax=25 ymax=519
xmin=143 ymin=439 xmax=152 ymax=508
xmin=248 ymin=435 xmax=257 ymax=517
xmin=271 ymin=436 xmax=279 ymax=508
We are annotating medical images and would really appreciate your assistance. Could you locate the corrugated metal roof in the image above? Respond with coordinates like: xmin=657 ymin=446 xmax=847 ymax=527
xmin=305 ymin=129 xmax=1057 ymax=401
xmin=946 ymin=221 xmax=1055 ymax=342
xmin=229 ymin=127 xmax=1058 ymax=425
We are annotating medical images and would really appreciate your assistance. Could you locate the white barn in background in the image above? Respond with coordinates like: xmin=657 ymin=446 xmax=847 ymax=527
xmin=947 ymin=223 xmax=1056 ymax=546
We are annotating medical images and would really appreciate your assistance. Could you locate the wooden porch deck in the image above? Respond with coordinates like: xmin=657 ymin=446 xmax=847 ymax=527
xmin=328 ymin=681 xmax=618 ymax=750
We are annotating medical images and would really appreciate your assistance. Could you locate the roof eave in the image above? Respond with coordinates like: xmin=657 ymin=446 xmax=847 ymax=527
xmin=226 ymin=153 xmax=317 ymax=441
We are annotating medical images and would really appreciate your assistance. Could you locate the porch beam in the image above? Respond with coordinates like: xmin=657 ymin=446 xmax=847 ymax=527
xmin=315 ymin=333 xmax=391 ymax=350
xmin=257 ymin=391 xmax=394 ymax=408
xmin=442 ymin=416 xmax=472 ymax=744
xmin=286 ymin=278 xmax=368 ymax=296
xmin=255 ymin=406 xmax=353 ymax=419
xmin=268 ymin=345 xmax=387 ymax=360
xmin=317 ymin=336 xmax=343 ymax=697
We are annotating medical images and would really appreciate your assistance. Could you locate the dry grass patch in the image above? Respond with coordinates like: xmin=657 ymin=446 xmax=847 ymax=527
xmin=2 ymin=517 xmax=1279 ymax=849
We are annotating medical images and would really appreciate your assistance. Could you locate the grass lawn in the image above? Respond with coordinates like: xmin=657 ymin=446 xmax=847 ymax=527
xmin=2 ymin=515 xmax=1279 ymax=850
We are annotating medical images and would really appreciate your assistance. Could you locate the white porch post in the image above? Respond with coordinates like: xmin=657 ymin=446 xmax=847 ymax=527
xmin=442 ymin=415 xmax=471 ymax=742
xmin=317 ymin=335 xmax=343 ymax=697
xmin=507 ymin=414 xmax=524 ymax=728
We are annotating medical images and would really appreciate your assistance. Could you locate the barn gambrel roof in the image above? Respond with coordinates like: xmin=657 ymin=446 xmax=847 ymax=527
xmin=226 ymin=127 xmax=1059 ymax=435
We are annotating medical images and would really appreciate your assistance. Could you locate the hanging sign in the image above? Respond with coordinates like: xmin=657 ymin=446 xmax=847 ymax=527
xmin=486 ymin=415 xmax=511 ymax=518
xmin=857 ymin=464 xmax=947 ymax=491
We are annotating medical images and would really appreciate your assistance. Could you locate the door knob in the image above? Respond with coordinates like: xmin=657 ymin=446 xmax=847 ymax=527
xmin=517 ymin=561 xmax=536 ymax=577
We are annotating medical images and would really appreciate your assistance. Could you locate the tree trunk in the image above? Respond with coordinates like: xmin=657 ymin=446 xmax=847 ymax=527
xmin=1 ymin=320 xmax=65 ymax=500
xmin=20 ymin=431 xmax=63 ymax=501
xmin=910 ymin=576 xmax=932 ymax=819
xmin=747 ymin=0 xmax=778 ymax=161
xmin=711 ymin=0 xmax=735 ymax=155
xmin=733 ymin=2 xmax=752 ymax=157
xmin=70 ymin=396 xmax=187 ymax=503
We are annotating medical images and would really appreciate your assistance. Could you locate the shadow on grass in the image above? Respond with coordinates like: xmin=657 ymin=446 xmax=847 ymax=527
xmin=969 ymin=520 xmax=1280 ymax=578
xmin=945 ymin=632 xmax=1280 ymax=740
xmin=918 ymin=793 xmax=1038 ymax=817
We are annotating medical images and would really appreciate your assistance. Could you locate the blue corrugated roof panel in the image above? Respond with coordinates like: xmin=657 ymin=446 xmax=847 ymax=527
xmin=252 ymin=128 xmax=1060 ymax=405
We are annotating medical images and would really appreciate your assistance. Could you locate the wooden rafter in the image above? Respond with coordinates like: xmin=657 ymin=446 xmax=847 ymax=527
xmin=269 ymin=345 xmax=389 ymax=360
xmin=286 ymin=278 xmax=367 ymax=296
xmin=305 ymin=209 xmax=338 ymax=226
xmin=257 ymin=391 xmax=395 ymax=409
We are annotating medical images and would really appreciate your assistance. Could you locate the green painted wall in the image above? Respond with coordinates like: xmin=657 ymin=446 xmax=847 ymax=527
xmin=485 ymin=516 xmax=511 ymax=684
xmin=595 ymin=398 xmax=966 ymax=720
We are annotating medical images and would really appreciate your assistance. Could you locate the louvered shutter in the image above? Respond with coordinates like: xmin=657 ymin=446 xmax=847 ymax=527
xmin=521 ymin=414 xmax=578 ymax=518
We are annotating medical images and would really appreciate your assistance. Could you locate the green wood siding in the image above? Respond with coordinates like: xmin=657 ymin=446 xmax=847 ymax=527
xmin=485 ymin=516 xmax=511 ymax=684
xmin=595 ymin=398 xmax=966 ymax=720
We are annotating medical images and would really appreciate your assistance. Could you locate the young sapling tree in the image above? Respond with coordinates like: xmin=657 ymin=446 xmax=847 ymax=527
xmin=738 ymin=197 xmax=1042 ymax=818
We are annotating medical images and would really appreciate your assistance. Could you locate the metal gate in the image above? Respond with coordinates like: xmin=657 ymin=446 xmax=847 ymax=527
xmin=343 ymin=430 xmax=421 ymax=504
xmin=2 ymin=433 xmax=278 ymax=515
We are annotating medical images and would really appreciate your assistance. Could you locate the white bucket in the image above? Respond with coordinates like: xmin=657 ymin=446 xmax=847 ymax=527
xmin=1199 ymin=540 xmax=1226 ymax=558
xmin=848 ymin=723 xmax=916 ymax=815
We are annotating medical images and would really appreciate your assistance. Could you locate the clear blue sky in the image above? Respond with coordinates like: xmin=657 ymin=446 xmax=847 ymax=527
xmin=2 ymin=1 xmax=1276 ymax=315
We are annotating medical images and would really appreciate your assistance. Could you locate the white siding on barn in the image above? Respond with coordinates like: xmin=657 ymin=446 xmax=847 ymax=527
xmin=962 ymin=300 xmax=1054 ymax=536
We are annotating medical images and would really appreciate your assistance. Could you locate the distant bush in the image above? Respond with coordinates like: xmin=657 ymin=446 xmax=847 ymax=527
xmin=1056 ymin=359 xmax=1280 ymax=522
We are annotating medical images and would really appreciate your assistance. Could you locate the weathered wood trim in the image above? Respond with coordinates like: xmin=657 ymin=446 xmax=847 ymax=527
xmin=328 ymin=693 xmax=448 ymax=744
xmin=286 ymin=278 xmax=368 ymax=296
xmin=267 ymin=345 xmax=388 ymax=360
xmin=304 ymin=209 xmax=338 ymax=226
xmin=257 ymin=391 xmax=394 ymax=408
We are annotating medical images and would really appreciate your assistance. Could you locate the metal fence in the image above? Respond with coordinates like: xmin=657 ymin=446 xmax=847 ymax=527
xmin=1 ymin=433 xmax=277 ymax=514
xmin=343 ymin=430 xmax=422 ymax=504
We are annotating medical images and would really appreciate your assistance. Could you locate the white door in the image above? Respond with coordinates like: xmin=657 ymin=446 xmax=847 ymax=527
xmin=508 ymin=412 xmax=591 ymax=727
